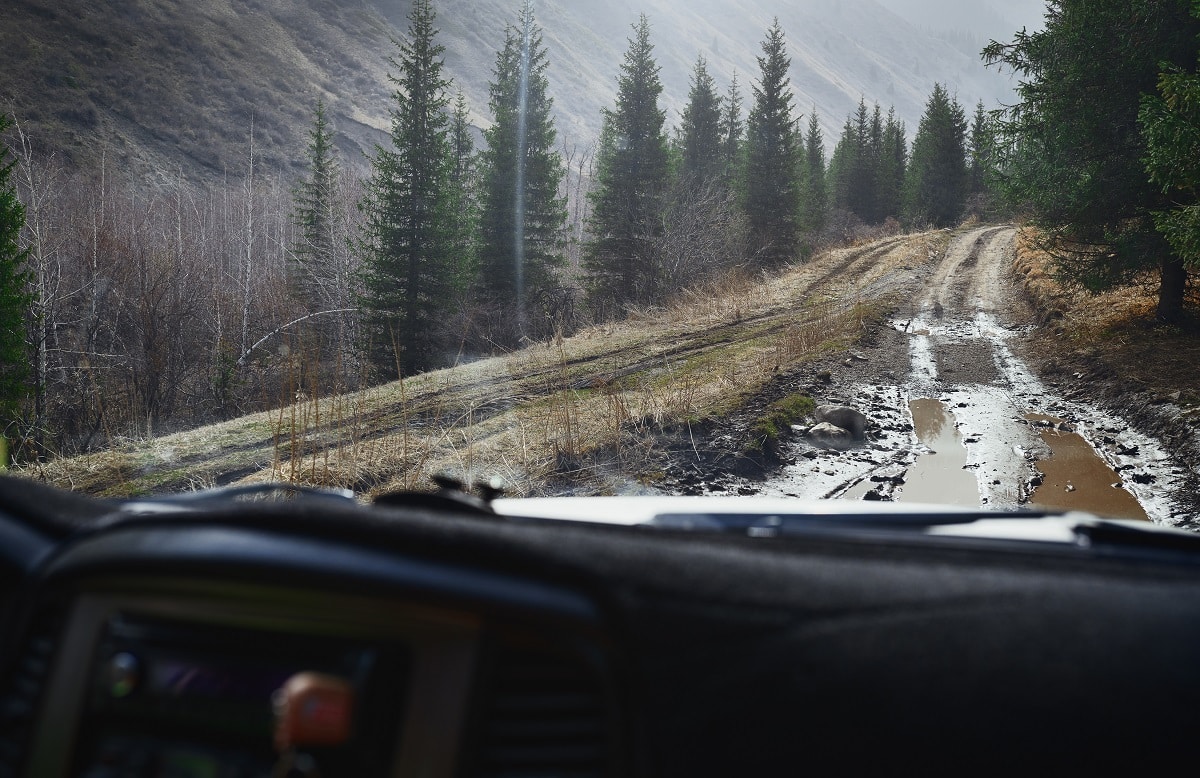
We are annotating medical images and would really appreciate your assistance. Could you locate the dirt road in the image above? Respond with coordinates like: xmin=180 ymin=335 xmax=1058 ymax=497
xmin=755 ymin=225 xmax=1185 ymax=523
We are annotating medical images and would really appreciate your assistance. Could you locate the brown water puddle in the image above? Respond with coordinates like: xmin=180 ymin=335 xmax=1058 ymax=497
xmin=897 ymin=399 xmax=979 ymax=508
xmin=1027 ymin=414 xmax=1147 ymax=520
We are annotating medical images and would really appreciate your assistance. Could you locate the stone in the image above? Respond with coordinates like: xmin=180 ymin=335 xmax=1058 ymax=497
xmin=815 ymin=405 xmax=868 ymax=438
xmin=807 ymin=422 xmax=855 ymax=451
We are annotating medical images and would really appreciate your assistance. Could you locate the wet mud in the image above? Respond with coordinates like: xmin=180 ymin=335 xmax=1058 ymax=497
xmin=664 ymin=226 xmax=1189 ymax=526
xmin=1027 ymin=414 xmax=1147 ymax=520
xmin=897 ymin=399 xmax=978 ymax=508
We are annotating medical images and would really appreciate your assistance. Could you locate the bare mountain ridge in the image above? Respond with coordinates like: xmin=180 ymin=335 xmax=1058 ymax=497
xmin=1 ymin=0 xmax=1021 ymax=182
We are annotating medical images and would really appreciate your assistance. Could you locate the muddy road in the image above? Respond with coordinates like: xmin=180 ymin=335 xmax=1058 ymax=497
xmin=726 ymin=226 xmax=1186 ymax=524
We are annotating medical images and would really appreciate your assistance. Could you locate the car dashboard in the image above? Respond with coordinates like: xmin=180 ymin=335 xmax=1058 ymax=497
xmin=3 ymin=476 xmax=1200 ymax=777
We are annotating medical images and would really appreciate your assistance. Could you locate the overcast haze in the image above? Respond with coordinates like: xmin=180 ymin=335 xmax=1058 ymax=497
xmin=875 ymin=0 xmax=1048 ymax=35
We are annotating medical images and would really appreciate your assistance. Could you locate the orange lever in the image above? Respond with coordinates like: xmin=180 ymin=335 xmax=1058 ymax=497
xmin=273 ymin=672 xmax=355 ymax=751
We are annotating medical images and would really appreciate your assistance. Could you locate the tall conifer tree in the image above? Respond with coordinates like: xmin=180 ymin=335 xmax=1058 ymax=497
xmin=0 ymin=114 xmax=30 ymax=426
xmin=478 ymin=1 xmax=566 ymax=338
xmin=904 ymin=83 xmax=968 ymax=228
xmin=721 ymin=74 xmax=744 ymax=181
xmin=800 ymin=111 xmax=828 ymax=236
xmin=744 ymin=19 xmax=800 ymax=266
xmin=357 ymin=0 xmax=459 ymax=376
xmin=878 ymin=108 xmax=907 ymax=221
xmin=679 ymin=56 xmax=724 ymax=183
xmin=1141 ymin=3 xmax=1200 ymax=298
xmin=985 ymin=0 xmax=1199 ymax=321
xmin=447 ymin=92 xmax=479 ymax=290
xmin=584 ymin=14 xmax=669 ymax=312
xmin=291 ymin=99 xmax=341 ymax=310
xmin=829 ymin=116 xmax=857 ymax=213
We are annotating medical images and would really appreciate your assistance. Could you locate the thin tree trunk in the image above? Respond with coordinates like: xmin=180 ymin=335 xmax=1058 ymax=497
xmin=1158 ymin=254 xmax=1188 ymax=324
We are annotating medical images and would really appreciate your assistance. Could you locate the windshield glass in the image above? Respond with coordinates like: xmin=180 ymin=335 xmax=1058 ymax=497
xmin=0 ymin=0 xmax=1195 ymax=527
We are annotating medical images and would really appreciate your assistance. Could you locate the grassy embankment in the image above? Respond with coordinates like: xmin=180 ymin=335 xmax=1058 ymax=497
xmin=27 ymin=232 xmax=945 ymax=499
xmin=1013 ymin=230 xmax=1200 ymax=520
xmin=1013 ymin=230 xmax=1200 ymax=407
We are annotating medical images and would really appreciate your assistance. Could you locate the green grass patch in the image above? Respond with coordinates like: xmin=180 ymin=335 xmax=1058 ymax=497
xmin=745 ymin=394 xmax=817 ymax=455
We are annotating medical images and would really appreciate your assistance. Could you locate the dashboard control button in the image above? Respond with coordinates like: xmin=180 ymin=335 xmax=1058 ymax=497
xmin=107 ymin=652 xmax=140 ymax=699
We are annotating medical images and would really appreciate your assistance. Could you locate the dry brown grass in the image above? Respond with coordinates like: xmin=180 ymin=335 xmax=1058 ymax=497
xmin=1013 ymin=228 xmax=1200 ymax=396
xmin=27 ymin=232 xmax=937 ymax=499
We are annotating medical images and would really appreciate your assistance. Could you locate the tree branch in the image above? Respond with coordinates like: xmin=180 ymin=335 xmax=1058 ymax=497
xmin=236 ymin=309 xmax=357 ymax=367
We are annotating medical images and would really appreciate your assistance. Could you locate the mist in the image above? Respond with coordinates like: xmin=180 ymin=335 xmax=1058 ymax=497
xmin=874 ymin=0 xmax=1048 ymax=36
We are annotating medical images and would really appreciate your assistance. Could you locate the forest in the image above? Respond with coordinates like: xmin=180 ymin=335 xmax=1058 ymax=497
xmin=0 ymin=0 xmax=1197 ymax=464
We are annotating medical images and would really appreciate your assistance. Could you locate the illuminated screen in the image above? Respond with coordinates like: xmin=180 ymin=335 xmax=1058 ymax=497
xmin=149 ymin=658 xmax=293 ymax=704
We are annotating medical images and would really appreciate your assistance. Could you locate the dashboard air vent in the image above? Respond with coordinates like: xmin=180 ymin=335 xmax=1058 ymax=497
xmin=473 ymin=639 xmax=612 ymax=778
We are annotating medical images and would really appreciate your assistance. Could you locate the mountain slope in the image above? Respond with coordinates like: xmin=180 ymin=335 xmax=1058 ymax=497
xmin=416 ymin=0 xmax=1020 ymax=149
xmin=1 ymin=0 xmax=1023 ymax=181
xmin=1 ymin=0 xmax=397 ymax=178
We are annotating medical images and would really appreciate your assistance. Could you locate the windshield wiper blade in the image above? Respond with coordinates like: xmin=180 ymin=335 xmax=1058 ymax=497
xmin=646 ymin=509 xmax=1040 ymax=536
xmin=119 ymin=484 xmax=357 ymax=514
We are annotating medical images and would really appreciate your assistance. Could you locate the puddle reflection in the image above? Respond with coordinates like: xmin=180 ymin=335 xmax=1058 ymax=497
xmin=898 ymin=399 xmax=979 ymax=508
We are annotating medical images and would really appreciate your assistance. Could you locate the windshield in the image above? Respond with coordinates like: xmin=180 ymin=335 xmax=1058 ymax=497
xmin=0 ymin=0 xmax=1195 ymax=527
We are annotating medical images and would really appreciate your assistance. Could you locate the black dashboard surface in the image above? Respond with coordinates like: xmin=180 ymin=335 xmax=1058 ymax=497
xmin=3 ymin=476 xmax=1200 ymax=776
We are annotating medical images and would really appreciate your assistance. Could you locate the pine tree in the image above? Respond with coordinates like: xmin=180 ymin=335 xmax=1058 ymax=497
xmin=721 ymin=74 xmax=744 ymax=179
xmin=799 ymin=110 xmax=828 ymax=236
xmin=1141 ymin=14 xmax=1200 ymax=302
xmin=477 ymin=1 xmax=566 ymax=339
xmin=291 ymin=99 xmax=340 ymax=311
xmin=904 ymin=83 xmax=968 ymax=228
xmin=357 ymin=0 xmax=460 ymax=377
xmin=861 ymin=102 xmax=885 ymax=223
xmin=877 ymin=108 xmax=907 ymax=221
xmin=679 ymin=55 xmax=724 ymax=183
xmin=0 ymin=114 xmax=31 ymax=427
xmin=839 ymin=100 xmax=871 ymax=222
xmin=967 ymin=101 xmax=991 ymax=198
xmin=828 ymin=116 xmax=858 ymax=213
xmin=584 ymin=14 xmax=670 ymax=313
xmin=744 ymin=18 xmax=801 ymax=266
xmin=985 ymin=0 xmax=1200 ymax=322
xmin=447 ymin=92 xmax=479 ymax=291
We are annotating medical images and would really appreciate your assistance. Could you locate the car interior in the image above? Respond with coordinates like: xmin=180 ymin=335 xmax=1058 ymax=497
xmin=2 ymin=475 xmax=1200 ymax=777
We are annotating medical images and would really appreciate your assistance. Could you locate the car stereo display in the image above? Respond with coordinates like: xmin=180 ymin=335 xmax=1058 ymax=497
xmin=75 ymin=614 xmax=411 ymax=778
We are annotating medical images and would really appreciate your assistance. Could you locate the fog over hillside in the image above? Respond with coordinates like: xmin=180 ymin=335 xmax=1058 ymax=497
xmin=406 ymin=0 xmax=1031 ymax=150
xmin=875 ymin=0 xmax=1048 ymax=36
xmin=0 ymin=0 xmax=1042 ymax=180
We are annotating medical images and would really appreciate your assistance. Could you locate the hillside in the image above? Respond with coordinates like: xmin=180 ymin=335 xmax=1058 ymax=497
xmin=1 ymin=0 xmax=1025 ymax=181
xmin=1 ymin=0 xmax=398 ymax=179
xmin=29 ymin=223 xmax=1200 ymax=523
xmin=28 ymin=231 xmax=944 ymax=498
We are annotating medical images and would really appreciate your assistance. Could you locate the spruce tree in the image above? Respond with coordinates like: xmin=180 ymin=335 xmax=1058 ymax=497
xmin=357 ymin=0 xmax=459 ymax=377
xmin=584 ymin=14 xmax=670 ymax=313
xmin=877 ymin=108 xmax=907 ymax=222
xmin=858 ymin=102 xmax=884 ymax=223
xmin=447 ymin=92 xmax=479 ymax=291
xmin=291 ymin=99 xmax=340 ymax=310
xmin=477 ymin=1 xmax=566 ymax=339
xmin=828 ymin=116 xmax=858 ymax=213
xmin=744 ymin=18 xmax=800 ymax=266
xmin=1141 ymin=8 xmax=1200 ymax=293
xmin=985 ymin=0 xmax=1200 ymax=322
xmin=967 ymin=101 xmax=991 ymax=198
xmin=799 ymin=110 xmax=828 ymax=236
xmin=679 ymin=55 xmax=724 ymax=183
xmin=0 ymin=114 xmax=30 ymax=427
xmin=721 ymin=74 xmax=744 ymax=182
xmin=904 ymin=84 xmax=968 ymax=228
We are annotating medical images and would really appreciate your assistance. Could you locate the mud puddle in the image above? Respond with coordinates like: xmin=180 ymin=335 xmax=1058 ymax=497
xmin=1027 ymin=414 xmax=1147 ymax=520
xmin=896 ymin=399 xmax=978 ymax=507
xmin=709 ymin=228 xmax=1184 ymax=525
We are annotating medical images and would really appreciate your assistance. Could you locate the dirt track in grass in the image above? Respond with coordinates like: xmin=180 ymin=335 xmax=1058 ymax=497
xmin=26 ymin=225 xmax=1200 ymax=526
